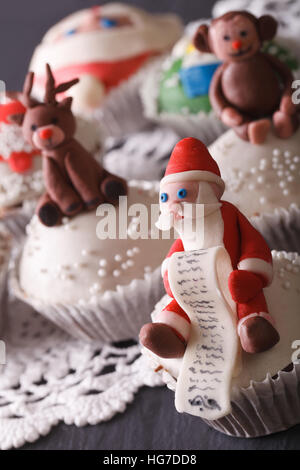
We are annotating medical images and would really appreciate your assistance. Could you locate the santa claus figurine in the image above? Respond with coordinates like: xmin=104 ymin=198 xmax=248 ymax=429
xmin=140 ymin=137 xmax=280 ymax=357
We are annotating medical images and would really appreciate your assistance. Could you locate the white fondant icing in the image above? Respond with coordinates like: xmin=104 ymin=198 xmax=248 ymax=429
xmin=209 ymin=128 xmax=300 ymax=217
xmin=19 ymin=181 xmax=172 ymax=304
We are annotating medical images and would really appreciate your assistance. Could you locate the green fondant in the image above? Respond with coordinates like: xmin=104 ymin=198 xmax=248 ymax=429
xmin=158 ymin=58 xmax=212 ymax=115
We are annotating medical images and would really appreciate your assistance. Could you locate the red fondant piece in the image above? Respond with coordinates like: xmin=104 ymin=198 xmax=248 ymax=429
xmin=34 ymin=53 xmax=154 ymax=95
xmin=8 ymin=152 xmax=33 ymax=173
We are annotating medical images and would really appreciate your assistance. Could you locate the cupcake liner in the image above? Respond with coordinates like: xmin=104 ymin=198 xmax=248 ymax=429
xmin=0 ymin=199 xmax=36 ymax=242
xmin=10 ymin=242 xmax=165 ymax=342
xmin=203 ymin=363 xmax=300 ymax=438
xmin=143 ymin=346 xmax=300 ymax=438
xmin=140 ymin=57 xmax=227 ymax=146
xmin=92 ymin=59 xmax=159 ymax=139
xmin=251 ymin=204 xmax=300 ymax=253
xmin=0 ymin=228 xmax=12 ymax=336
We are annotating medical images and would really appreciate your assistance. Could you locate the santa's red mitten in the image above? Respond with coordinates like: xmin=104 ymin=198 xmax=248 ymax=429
xmin=228 ymin=270 xmax=265 ymax=303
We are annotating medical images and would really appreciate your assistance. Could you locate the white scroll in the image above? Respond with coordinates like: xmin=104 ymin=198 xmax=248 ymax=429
xmin=168 ymin=246 xmax=241 ymax=420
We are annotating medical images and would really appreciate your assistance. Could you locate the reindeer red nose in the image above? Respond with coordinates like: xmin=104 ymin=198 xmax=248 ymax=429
xmin=39 ymin=128 xmax=53 ymax=140
xmin=232 ymin=40 xmax=242 ymax=51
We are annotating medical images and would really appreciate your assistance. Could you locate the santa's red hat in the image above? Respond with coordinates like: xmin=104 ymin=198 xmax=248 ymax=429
xmin=161 ymin=137 xmax=225 ymax=196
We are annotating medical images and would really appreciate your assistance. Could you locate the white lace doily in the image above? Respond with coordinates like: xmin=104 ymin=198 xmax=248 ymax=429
xmin=0 ymin=291 xmax=163 ymax=450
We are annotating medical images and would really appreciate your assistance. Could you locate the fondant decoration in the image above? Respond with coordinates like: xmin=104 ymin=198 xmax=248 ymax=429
xmin=168 ymin=246 xmax=239 ymax=420
xmin=0 ymin=96 xmax=102 ymax=210
xmin=11 ymin=64 xmax=127 ymax=227
xmin=157 ymin=35 xmax=220 ymax=115
xmin=179 ymin=47 xmax=221 ymax=99
xmin=0 ymin=99 xmax=40 ymax=173
xmin=140 ymin=138 xmax=279 ymax=368
xmin=146 ymin=250 xmax=300 ymax=433
xmin=29 ymin=4 xmax=183 ymax=113
xmin=194 ymin=11 xmax=299 ymax=144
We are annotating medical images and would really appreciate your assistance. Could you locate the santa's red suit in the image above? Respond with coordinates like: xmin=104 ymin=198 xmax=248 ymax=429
xmin=155 ymin=138 xmax=275 ymax=344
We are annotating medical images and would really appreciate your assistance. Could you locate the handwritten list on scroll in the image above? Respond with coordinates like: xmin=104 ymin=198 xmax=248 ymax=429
xmin=168 ymin=246 xmax=240 ymax=420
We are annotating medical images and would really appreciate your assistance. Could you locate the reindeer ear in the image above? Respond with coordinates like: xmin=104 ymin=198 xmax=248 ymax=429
xmin=193 ymin=24 xmax=211 ymax=53
xmin=58 ymin=96 xmax=73 ymax=110
xmin=258 ymin=15 xmax=277 ymax=41
xmin=7 ymin=113 xmax=24 ymax=126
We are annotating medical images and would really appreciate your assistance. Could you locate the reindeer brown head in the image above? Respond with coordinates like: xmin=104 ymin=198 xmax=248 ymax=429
xmin=12 ymin=64 xmax=79 ymax=151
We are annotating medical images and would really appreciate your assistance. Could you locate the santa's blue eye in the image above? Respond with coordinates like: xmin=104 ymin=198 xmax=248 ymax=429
xmin=177 ymin=188 xmax=187 ymax=199
xmin=65 ymin=28 xmax=77 ymax=36
xmin=100 ymin=17 xmax=118 ymax=28
xmin=160 ymin=193 xmax=168 ymax=203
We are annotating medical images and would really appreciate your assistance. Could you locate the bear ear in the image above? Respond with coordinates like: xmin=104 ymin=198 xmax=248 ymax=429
xmin=258 ymin=15 xmax=277 ymax=41
xmin=58 ymin=96 xmax=73 ymax=110
xmin=193 ymin=24 xmax=212 ymax=53
xmin=7 ymin=113 xmax=24 ymax=126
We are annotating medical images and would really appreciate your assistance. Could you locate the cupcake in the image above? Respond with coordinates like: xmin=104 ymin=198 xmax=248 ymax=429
xmin=139 ymin=137 xmax=300 ymax=437
xmin=140 ymin=21 xmax=227 ymax=144
xmin=0 ymin=95 xmax=103 ymax=236
xmin=29 ymin=3 xmax=183 ymax=136
xmin=143 ymin=250 xmax=300 ymax=437
xmin=11 ymin=180 xmax=172 ymax=341
xmin=209 ymin=128 xmax=300 ymax=252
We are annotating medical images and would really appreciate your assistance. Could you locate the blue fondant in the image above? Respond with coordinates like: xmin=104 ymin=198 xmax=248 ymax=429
xmin=180 ymin=62 xmax=221 ymax=98
xmin=100 ymin=17 xmax=118 ymax=28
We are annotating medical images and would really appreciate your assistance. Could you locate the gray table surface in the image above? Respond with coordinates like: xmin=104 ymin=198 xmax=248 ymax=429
xmin=1 ymin=0 xmax=300 ymax=450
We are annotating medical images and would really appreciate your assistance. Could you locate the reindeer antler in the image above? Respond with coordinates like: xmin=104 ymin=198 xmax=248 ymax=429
xmin=44 ymin=63 xmax=79 ymax=104
xmin=22 ymin=71 xmax=36 ymax=107
xmin=44 ymin=63 xmax=56 ymax=104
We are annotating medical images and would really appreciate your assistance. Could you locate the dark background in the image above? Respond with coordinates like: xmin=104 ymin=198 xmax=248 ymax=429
xmin=1 ymin=0 xmax=300 ymax=450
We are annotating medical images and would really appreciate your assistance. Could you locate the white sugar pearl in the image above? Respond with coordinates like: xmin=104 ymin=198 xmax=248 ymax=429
xmin=98 ymin=269 xmax=106 ymax=277
xmin=273 ymin=148 xmax=281 ymax=156
xmin=257 ymin=175 xmax=265 ymax=184
xmin=277 ymin=171 xmax=283 ymax=177
xmin=248 ymin=183 xmax=255 ymax=191
xmin=81 ymin=249 xmax=88 ymax=256
xmin=113 ymin=270 xmax=121 ymax=277
xmin=259 ymin=196 xmax=266 ymax=204
xmin=287 ymin=175 xmax=294 ymax=182
xmin=283 ymin=281 xmax=291 ymax=289
xmin=99 ymin=259 xmax=107 ymax=267
xmin=144 ymin=266 xmax=151 ymax=273
xmin=293 ymin=156 xmax=300 ymax=162
xmin=127 ymin=260 xmax=134 ymax=267
xmin=250 ymin=167 xmax=257 ymax=174
xmin=290 ymin=164 xmax=296 ymax=171
xmin=133 ymin=247 xmax=140 ymax=254
xmin=279 ymin=181 xmax=286 ymax=188
xmin=127 ymin=249 xmax=134 ymax=257
xmin=121 ymin=263 xmax=127 ymax=270
xmin=114 ymin=254 xmax=122 ymax=262
xmin=283 ymin=189 xmax=290 ymax=196
xmin=284 ymin=150 xmax=291 ymax=158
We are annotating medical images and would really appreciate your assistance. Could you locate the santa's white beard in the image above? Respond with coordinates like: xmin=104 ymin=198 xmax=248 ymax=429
xmin=155 ymin=182 xmax=221 ymax=243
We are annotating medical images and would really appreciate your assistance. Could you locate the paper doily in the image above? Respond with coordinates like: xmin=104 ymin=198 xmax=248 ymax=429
xmin=0 ymin=291 xmax=163 ymax=450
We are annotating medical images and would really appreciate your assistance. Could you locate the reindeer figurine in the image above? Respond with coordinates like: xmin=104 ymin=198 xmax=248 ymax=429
xmin=11 ymin=64 xmax=127 ymax=227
